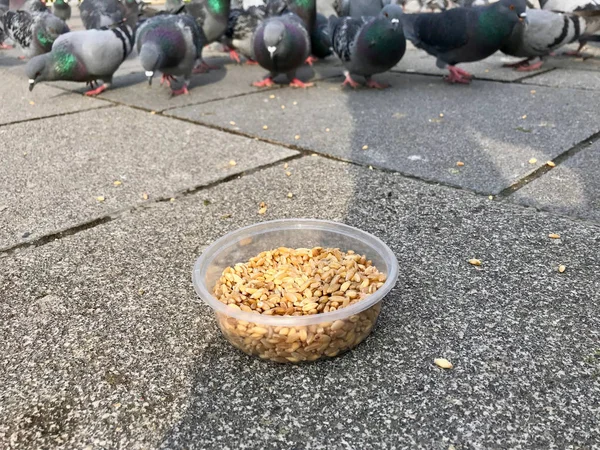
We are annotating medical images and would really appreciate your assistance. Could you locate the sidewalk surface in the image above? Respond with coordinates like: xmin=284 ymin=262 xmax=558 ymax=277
xmin=1 ymin=7 xmax=599 ymax=450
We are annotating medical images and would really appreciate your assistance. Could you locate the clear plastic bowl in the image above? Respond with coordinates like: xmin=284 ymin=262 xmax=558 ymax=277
xmin=192 ymin=219 xmax=399 ymax=363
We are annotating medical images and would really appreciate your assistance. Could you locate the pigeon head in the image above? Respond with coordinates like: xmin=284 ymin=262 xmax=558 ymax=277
xmin=263 ymin=20 xmax=286 ymax=60
xmin=497 ymin=0 xmax=527 ymax=23
xmin=139 ymin=43 xmax=164 ymax=85
xmin=379 ymin=4 xmax=403 ymax=29
xmin=25 ymin=53 xmax=51 ymax=91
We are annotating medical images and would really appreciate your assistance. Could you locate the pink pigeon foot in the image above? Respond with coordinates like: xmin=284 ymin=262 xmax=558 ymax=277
xmin=365 ymin=79 xmax=389 ymax=89
xmin=341 ymin=72 xmax=360 ymax=88
xmin=444 ymin=65 xmax=472 ymax=84
xmin=564 ymin=49 xmax=583 ymax=57
xmin=0 ymin=43 xmax=12 ymax=49
xmin=18 ymin=55 xmax=26 ymax=60
xmin=160 ymin=74 xmax=176 ymax=86
xmin=85 ymin=84 xmax=107 ymax=96
xmin=245 ymin=59 xmax=259 ymax=65
xmin=516 ymin=60 xmax=544 ymax=71
xmin=289 ymin=78 xmax=314 ymax=88
xmin=503 ymin=58 xmax=531 ymax=68
xmin=305 ymin=55 xmax=318 ymax=66
xmin=171 ymin=85 xmax=189 ymax=96
xmin=252 ymin=77 xmax=275 ymax=87
xmin=228 ymin=49 xmax=241 ymax=63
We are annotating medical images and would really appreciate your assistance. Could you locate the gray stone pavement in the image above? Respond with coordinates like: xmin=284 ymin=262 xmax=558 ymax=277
xmin=1 ymin=8 xmax=600 ymax=450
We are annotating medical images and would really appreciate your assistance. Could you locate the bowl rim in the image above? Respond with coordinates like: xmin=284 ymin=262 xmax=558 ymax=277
xmin=192 ymin=219 xmax=399 ymax=326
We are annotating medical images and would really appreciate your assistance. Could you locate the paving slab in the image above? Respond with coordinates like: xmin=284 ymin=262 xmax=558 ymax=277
xmin=166 ymin=72 xmax=600 ymax=194
xmin=0 ymin=70 xmax=110 ymax=126
xmin=0 ymin=106 xmax=297 ymax=249
xmin=509 ymin=141 xmax=600 ymax=223
xmin=393 ymin=48 xmax=554 ymax=82
xmin=522 ymin=69 xmax=600 ymax=91
xmin=1 ymin=156 xmax=599 ymax=449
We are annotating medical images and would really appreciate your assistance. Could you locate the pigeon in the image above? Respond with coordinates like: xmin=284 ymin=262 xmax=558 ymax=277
xmin=401 ymin=0 xmax=527 ymax=83
xmin=0 ymin=0 xmax=11 ymax=49
xmin=137 ymin=14 xmax=205 ymax=95
xmin=165 ymin=0 xmax=183 ymax=13
xmin=252 ymin=12 xmax=313 ymax=88
xmin=1 ymin=10 xmax=69 ymax=58
xmin=539 ymin=0 xmax=600 ymax=54
xmin=329 ymin=4 xmax=405 ymax=88
xmin=23 ymin=0 xmax=49 ymax=13
xmin=184 ymin=0 xmax=230 ymax=71
xmin=79 ymin=0 xmax=137 ymax=29
xmin=52 ymin=0 xmax=72 ymax=21
xmin=311 ymin=12 xmax=332 ymax=59
xmin=333 ymin=0 xmax=396 ymax=18
xmin=25 ymin=22 xmax=135 ymax=95
xmin=265 ymin=0 xmax=317 ymax=63
xmin=501 ymin=8 xmax=600 ymax=69
xmin=221 ymin=5 xmax=265 ymax=63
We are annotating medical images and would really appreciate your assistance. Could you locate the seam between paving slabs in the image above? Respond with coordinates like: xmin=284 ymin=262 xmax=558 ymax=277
xmin=0 ymin=152 xmax=304 ymax=257
xmin=0 ymin=104 xmax=116 ymax=128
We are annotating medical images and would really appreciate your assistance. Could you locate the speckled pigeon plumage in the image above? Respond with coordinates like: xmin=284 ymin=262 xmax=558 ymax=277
xmin=0 ymin=0 xmax=9 ymax=49
xmin=401 ymin=0 xmax=527 ymax=83
xmin=329 ymin=4 xmax=405 ymax=88
xmin=23 ymin=0 xmax=49 ymax=13
xmin=252 ymin=12 xmax=313 ymax=88
xmin=25 ymin=22 xmax=134 ymax=95
xmin=52 ymin=0 xmax=72 ymax=21
xmin=539 ymin=0 xmax=600 ymax=12
xmin=136 ymin=14 xmax=205 ymax=95
xmin=311 ymin=12 xmax=332 ymax=58
xmin=222 ymin=5 xmax=265 ymax=62
xmin=79 ymin=0 xmax=127 ymax=29
xmin=185 ymin=0 xmax=230 ymax=43
xmin=2 ymin=10 xmax=69 ymax=58
xmin=501 ymin=8 xmax=600 ymax=69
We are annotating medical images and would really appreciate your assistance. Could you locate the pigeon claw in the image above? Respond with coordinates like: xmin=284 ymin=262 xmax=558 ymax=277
xmin=342 ymin=73 xmax=360 ymax=89
xmin=289 ymin=78 xmax=314 ymax=88
xmin=171 ymin=85 xmax=189 ymax=96
xmin=85 ymin=84 xmax=107 ymax=96
xmin=503 ymin=58 xmax=531 ymax=68
xmin=245 ymin=59 xmax=259 ymax=65
xmin=252 ymin=77 xmax=275 ymax=88
xmin=160 ymin=74 xmax=176 ymax=87
xmin=445 ymin=66 xmax=472 ymax=84
xmin=305 ymin=56 xmax=318 ymax=66
xmin=228 ymin=49 xmax=241 ymax=64
xmin=0 ymin=43 xmax=13 ymax=49
xmin=515 ymin=60 xmax=544 ymax=72
xmin=365 ymin=79 xmax=390 ymax=89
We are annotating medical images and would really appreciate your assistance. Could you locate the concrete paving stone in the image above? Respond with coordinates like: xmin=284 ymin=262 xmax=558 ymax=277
xmin=522 ymin=69 xmax=600 ymax=91
xmin=166 ymin=72 xmax=600 ymax=194
xmin=0 ymin=106 xmax=297 ymax=249
xmin=509 ymin=141 xmax=600 ymax=223
xmin=393 ymin=48 xmax=554 ymax=82
xmin=1 ymin=156 xmax=599 ymax=449
xmin=0 ymin=70 xmax=110 ymax=126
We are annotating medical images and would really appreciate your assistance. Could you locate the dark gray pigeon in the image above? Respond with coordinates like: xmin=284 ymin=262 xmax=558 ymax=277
xmin=23 ymin=0 xmax=49 ymax=13
xmin=401 ymin=0 xmax=527 ymax=83
xmin=501 ymin=8 xmax=600 ymax=69
xmin=79 ymin=0 xmax=137 ymax=29
xmin=311 ymin=12 xmax=332 ymax=58
xmin=0 ymin=0 xmax=10 ymax=49
xmin=184 ymin=0 xmax=230 ymax=71
xmin=137 ymin=14 xmax=205 ymax=95
xmin=252 ymin=12 xmax=313 ymax=87
xmin=329 ymin=4 xmax=405 ymax=88
xmin=52 ymin=0 xmax=72 ymax=21
xmin=1 ymin=10 xmax=69 ymax=58
xmin=265 ymin=0 xmax=317 ymax=63
xmin=25 ymin=22 xmax=135 ymax=94
xmin=221 ymin=5 xmax=265 ymax=63
xmin=333 ymin=0 xmax=400 ymax=18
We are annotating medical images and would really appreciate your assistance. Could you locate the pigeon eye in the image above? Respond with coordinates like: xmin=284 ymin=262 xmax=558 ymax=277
xmin=509 ymin=4 xmax=515 ymax=9
xmin=384 ymin=12 xmax=389 ymax=17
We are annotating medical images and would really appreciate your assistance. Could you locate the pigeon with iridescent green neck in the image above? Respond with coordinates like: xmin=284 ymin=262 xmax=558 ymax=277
xmin=401 ymin=0 xmax=527 ymax=83
xmin=330 ymin=4 xmax=406 ymax=88
xmin=1 ymin=10 xmax=69 ymax=58
xmin=25 ymin=22 xmax=134 ymax=95
xmin=185 ymin=0 xmax=230 ymax=71
xmin=137 ymin=14 xmax=205 ymax=95
xmin=52 ymin=0 xmax=72 ymax=21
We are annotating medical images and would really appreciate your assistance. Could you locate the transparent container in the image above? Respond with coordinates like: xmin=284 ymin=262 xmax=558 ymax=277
xmin=192 ymin=219 xmax=399 ymax=363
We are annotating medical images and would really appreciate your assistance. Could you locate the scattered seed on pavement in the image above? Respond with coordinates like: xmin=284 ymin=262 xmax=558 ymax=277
xmin=285 ymin=171 xmax=292 ymax=176
xmin=294 ymin=135 xmax=300 ymax=140
xmin=362 ymin=145 xmax=369 ymax=150
xmin=325 ymin=128 xmax=330 ymax=132
xmin=230 ymin=121 xmax=236 ymax=125
xmin=558 ymin=265 xmax=566 ymax=273
xmin=229 ymin=160 xmax=237 ymax=166
xmin=456 ymin=161 xmax=464 ymax=167
xmin=546 ymin=161 xmax=556 ymax=167
xmin=170 ymin=198 xmax=175 ymax=202
xmin=522 ymin=115 xmax=527 ymax=119
xmin=549 ymin=233 xmax=560 ymax=239
xmin=113 ymin=180 xmax=122 ymax=186
xmin=263 ymin=125 xmax=268 ymax=130
xmin=287 ymin=193 xmax=293 ymax=198
xmin=96 ymin=196 xmax=105 ymax=202
xmin=530 ymin=90 xmax=536 ymax=94
xmin=258 ymin=201 xmax=267 ymax=214
xmin=284 ymin=163 xmax=289 ymax=169
xmin=529 ymin=158 xmax=537 ymax=164
xmin=434 ymin=358 xmax=453 ymax=369
xmin=142 ymin=192 xmax=149 ymax=200
xmin=468 ymin=259 xmax=481 ymax=266
xmin=269 ymin=94 xmax=275 ymax=99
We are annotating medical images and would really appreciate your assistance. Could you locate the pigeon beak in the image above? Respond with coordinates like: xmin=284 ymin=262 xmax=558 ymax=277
xmin=28 ymin=79 xmax=35 ymax=92
xmin=519 ymin=12 xmax=527 ymax=23
xmin=145 ymin=70 xmax=154 ymax=85
xmin=267 ymin=46 xmax=276 ymax=59
xmin=391 ymin=18 xmax=400 ymax=27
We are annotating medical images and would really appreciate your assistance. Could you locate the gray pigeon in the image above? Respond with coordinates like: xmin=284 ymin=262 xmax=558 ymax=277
xmin=25 ymin=22 xmax=135 ymax=94
xmin=79 ymin=0 xmax=136 ymax=29
xmin=252 ymin=12 xmax=313 ymax=88
xmin=401 ymin=0 xmax=527 ymax=83
xmin=137 ymin=14 xmax=205 ymax=95
xmin=311 ymin=12 xmax=332 ymax=59
xmin=23 ymin=0 xmax=49 ymax=13
xmin=333 ymin=0 xmax=400 ymax=18
xmin=329 ymin=4 xmax=405 ymax=88
xmin=501 ymin=8 xmax=600 ymax=69
xmin=52 ymin=0 xmax=72 ymax=21
xmin=0 ymin=0 xmax=10 ymax=49
xmin=184 ymin=0 xmax=230 ymax=71
xmin=539 ymin=0 xmax=600 ymax=54
xmin=221 ymin=5 xmax=265 ymax=63
xmin=1 ymin=10 xmax=69 ymax=58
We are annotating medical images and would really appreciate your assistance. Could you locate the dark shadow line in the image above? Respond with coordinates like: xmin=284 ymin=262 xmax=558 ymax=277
xmin=0 ymin=104 xmax=116 ymax=128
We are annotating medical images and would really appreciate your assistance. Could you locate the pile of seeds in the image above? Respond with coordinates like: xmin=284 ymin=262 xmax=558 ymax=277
xmin=213 ymin=247 xmax=387 ymax=316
